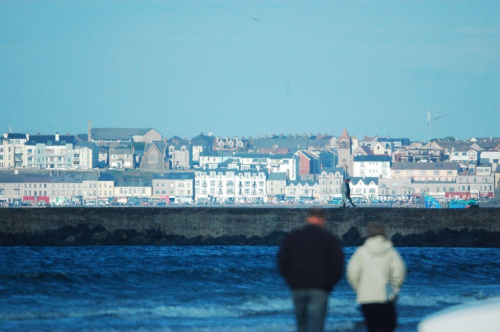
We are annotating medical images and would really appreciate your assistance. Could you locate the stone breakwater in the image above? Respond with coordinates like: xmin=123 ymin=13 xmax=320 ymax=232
xmin=0 ymin=207 xmax=499 ymax=247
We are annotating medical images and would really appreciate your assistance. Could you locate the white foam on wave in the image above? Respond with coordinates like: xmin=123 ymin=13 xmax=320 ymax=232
xmin=151 ymin=295 xmax=292 ymax=319
xmin=0 ymin=294 xmax=358 ymax=322
xmin=0 ymin=306 xmax=148 ymax=321
xmin=328 ymin=297 xmax=361 ymax=315
xmin=151 ymin=294 xmax=360 ymax=320
xmin=153 ymin=304 xmax=239 ymax=318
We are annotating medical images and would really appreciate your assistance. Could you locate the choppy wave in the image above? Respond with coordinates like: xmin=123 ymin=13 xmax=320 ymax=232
xmin=1 ymin=246 xmax=499 ymax=332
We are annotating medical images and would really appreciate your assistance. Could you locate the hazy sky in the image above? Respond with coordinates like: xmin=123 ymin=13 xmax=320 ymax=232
xmin=1 ymin=0 xmax=499 ymax=142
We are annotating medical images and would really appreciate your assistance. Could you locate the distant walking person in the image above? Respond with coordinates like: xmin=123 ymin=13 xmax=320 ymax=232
xmin=278 ymin=208 xmax=344 ymax=332
xmin=347 ymin=223 xmax=406 ymax=332
xmin=341 ymin=178 xmax=356 ymax=208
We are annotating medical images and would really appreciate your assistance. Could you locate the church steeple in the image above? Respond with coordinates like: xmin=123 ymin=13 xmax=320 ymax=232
xmin=340 ymin=128 xmax=349 ymax=139
xmin=337 ymin=128 xmax=353 ymax=176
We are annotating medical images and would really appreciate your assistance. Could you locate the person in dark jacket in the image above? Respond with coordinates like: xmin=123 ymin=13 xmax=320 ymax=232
xmin=278 ymin=207 xmax=344 ymax=332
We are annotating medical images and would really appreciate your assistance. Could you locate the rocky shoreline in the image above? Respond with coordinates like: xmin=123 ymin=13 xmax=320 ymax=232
xmin=1 ymin=223 xmax=499 ymax=247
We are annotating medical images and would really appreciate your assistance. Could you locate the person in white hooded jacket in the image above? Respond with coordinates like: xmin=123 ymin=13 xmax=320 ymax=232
xmin=347 ymin=223 xmax=406 ymax=332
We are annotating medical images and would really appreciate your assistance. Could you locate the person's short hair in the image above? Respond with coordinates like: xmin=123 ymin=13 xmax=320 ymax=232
xmin=367 ymin=222 xmax=386 ymax=238
xmin=307 ymin=207 xmax=326 ymax=220
xmin=345 ymin=178 xmax=351 ymax=182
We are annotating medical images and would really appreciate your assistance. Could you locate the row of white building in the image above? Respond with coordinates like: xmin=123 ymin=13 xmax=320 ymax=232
xmin=0 ymin=160 xmax=496 ymax=205
xmin=0 ymin=133 xmax=98 ymax=170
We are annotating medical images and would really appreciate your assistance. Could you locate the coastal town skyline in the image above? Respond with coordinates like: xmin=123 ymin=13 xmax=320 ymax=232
xmin=1 ymin=124 xmax=498 ymax=143
xmin=1 ymin=125 xmax=498 ymax=207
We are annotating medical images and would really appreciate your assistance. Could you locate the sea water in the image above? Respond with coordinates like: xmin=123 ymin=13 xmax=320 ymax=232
xmin=1 ymin=246 xmax=499 ymax=331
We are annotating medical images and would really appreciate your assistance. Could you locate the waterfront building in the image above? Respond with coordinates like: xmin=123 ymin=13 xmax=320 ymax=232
xmin=378 ymin=178 xmax=414 ymax=201
xmin=25 ymin=133 xmax=75 ymax=169
xmin=141 ymin=142 xmax=169 ymax=171
xmin=391 ymin=162 xmax=459 ymax=182
xmin=73 ymin=141 xmax=99 ymax=169
xmin=197 ymin=152 xmax=228 ymax=168
xmin=317 ymin=167 xmax=344 ymax=201
xmin=97 ymin=146 xmax=109 ymax=168
xmin=295 ymin=150 xmax=321 ymax=177
xmin=198 ymin=152 xmax=297 ymax=181
xmin=376 ymin=137 xmax=411 ymax=150
xmin=1 ymin=133 xmax=29 ymax=168
xmin=0 ymin=133 xmax=96 ymax=170
xmin=82 ymin=174 xmax=100 ymax=205
xmin=214 ymin=136 xmax=248 ymax=152
xmin=21 ymin=174 xmax=51 ymax=205
xmin=190 ymin=133 xmax=215 ymax=167
xmin=113 ymin=180 xmax=152 ymax=204
xmin=0 ymin=173 xmax=23 ymax=204
xmin=476 ymin=163 xmax=493 ymax=176
xmin=90 ymin=128 xmax=163 ymax=146
xmin=285 ymin=179 xmax=319 ymax=202
xmin=109 ymin=145 xmax=134 ymax=169
xmin=371 ymin=141 xmax=392 ymax=156
xmin=395 ymin=141 xmax=445 ymax=163
xmin=168 ymin=139 xmax=191 ymax=170
xmin=266 ymin=172 xmax=288 ymax=201
xmin=96 ymin=173 xmax=115 ymax=205
xmin=480 ymin=150 xmax=500 ymax=165
xmin=455 ymin=174 xmax=495 ymax=199
xmin=353 ymin=155 xmax=391 ymax=179
xmin=448 ymin=146 xmax=480 ymax=175
xmin=0 ymin=171 xmax=104 ymax=205
xmin=152 ymin=172 xmax=194 ymax=204
xmin=349 ymin=177 xmax=379 ymax=200
xmin=194 ymin=167 xmax=267 ymax=204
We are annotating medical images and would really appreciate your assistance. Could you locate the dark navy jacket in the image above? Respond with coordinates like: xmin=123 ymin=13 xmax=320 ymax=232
xmin=278 ymin=224 xmax=344 ymax=293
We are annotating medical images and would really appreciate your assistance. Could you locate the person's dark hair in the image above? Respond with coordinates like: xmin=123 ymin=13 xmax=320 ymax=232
xmin=307 ymin=207 xmax=326 ymax=220
xmin=367 ymin=222 xmax=386 ymax=238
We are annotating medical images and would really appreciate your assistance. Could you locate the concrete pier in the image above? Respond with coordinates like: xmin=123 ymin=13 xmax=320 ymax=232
xmin=1 ymin=207 xmax=499 ymax=247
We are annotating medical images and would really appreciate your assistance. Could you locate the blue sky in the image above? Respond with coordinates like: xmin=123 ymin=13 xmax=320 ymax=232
xmin=1 ymin=0 xmax=498 ymax=142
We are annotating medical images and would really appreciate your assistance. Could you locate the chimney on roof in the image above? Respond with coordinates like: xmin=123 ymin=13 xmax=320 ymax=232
xmin=26 ymin=133 xmax=30 ymax=141
xmin=55 ymin=132 xmax=60 ymax=141
xmin=88 ymin=120 xmax=92 ymax=142
xmin=3 ymin=133 xmax=7 ymax=139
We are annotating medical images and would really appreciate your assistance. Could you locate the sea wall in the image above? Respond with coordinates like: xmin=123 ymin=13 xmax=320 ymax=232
xmin=1 ymin=207 xmax=499 ymax=247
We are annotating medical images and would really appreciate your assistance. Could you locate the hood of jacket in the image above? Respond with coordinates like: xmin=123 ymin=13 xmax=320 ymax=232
xmin=363 ymin=235 xmax=393 ymax=257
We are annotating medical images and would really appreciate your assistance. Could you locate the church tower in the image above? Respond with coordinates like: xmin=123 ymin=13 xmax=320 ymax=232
xmin=337 ymin=128 xmax=353 ymax=176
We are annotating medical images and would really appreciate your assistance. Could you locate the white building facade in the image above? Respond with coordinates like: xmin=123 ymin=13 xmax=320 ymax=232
xmin=353 ymin=155 xmax=391 ymax=178
xmin=194 ymin=168 xmax=267 ymax=203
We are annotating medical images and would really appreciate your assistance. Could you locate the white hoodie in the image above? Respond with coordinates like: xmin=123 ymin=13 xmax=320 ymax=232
xmin=347 ymin=235 xmax=406 ymax=304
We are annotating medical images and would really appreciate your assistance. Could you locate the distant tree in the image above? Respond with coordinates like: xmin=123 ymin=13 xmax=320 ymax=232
xmin=442 ymin=136 xmax=456 ymax=141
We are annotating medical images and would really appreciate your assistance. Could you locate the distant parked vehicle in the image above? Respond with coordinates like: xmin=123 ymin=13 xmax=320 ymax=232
xmin=449 ymin=199 xmax=479 ymax=209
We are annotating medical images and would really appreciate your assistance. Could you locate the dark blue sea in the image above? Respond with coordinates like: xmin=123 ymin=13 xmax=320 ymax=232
xmin=1 ymin=246 xmax=499 ymax=331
